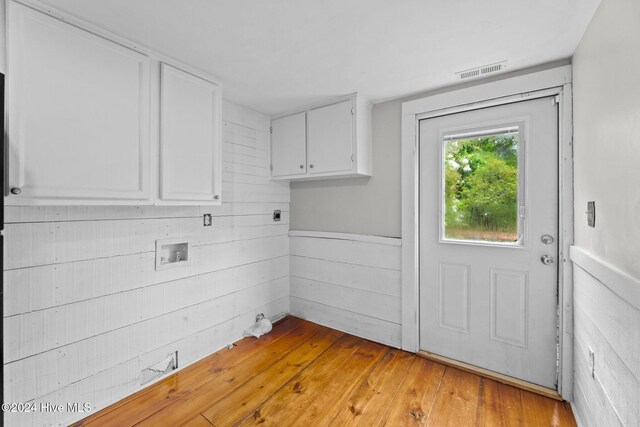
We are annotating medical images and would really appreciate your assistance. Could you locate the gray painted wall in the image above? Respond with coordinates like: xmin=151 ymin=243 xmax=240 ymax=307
xmin=290 ymin=61 xmax=570 ymax=238
xmin=572 ymin=0 xmax=640 ymax=424
xmin=290 ymin=101 xmax=401 ymax=237
xmin=573 ymin=0 xmax=640 ymax=279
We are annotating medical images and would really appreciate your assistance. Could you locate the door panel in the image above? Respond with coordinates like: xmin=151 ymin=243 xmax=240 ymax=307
xmin=419 ymin=97 xmax=559 ymax=389
xmin=271 ymin=112 xmax=307 ymax=177
xmin=7 ymin=2 xmax=150 ymax=202
xmin=160 ymin=63 xmax=222 ymax=202
xmin=307 ymin=100 xmax=353 ymax=174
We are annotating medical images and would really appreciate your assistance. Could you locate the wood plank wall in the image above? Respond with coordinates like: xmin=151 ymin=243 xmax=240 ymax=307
xmin=2 ymin=101 xmax=290 ymax=427
xmin=289 ymin=233 xmax=402 ymax=348
xmin=571 ymin=248 xmax=640 ymax=427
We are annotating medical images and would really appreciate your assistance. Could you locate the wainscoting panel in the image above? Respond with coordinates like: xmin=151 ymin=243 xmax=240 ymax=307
xmin=3 ymin=101 xmax=290 ymax=427
xmin=571 ymin=246 xmax=640 ymax=427
xmin=289 ymin=232 xmax=402 ymax=347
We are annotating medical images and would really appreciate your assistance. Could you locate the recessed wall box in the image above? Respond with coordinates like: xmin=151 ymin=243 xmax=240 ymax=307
xmin=155 ymin=238 xmax=191 ymax=271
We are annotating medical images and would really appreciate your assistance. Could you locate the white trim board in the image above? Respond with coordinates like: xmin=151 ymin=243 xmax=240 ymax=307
xmin=400 ymin=65 xmax=574 ymax=399
xmin=570 ymin=246 xmax=640 ymax=311
xmin=289 ymin=230 xmax=401 ymax=246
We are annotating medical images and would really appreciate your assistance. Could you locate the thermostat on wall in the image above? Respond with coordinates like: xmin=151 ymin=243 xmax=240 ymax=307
xmin=156 ymin=238 xmax=191 ymax=271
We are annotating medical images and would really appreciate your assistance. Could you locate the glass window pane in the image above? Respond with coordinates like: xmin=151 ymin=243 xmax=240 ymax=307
xmin=443 ymin=129 xmax=520 ymax=244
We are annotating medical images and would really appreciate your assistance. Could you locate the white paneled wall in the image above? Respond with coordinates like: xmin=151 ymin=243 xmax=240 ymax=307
xmin=2 ymin=101 xmax=290 ymax=427
xmin=289 ymin=231 xmax=402 ymax=348
xmin=571 ymin=247 xmax=640 ymax=427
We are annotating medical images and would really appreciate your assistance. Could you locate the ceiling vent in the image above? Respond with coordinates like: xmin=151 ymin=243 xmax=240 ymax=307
xmin=456 ymin=61 xmax=507 ymax=80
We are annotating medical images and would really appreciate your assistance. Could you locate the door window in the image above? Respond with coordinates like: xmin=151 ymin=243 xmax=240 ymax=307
xmin=441 ymin=125 xmax=523 ymax=245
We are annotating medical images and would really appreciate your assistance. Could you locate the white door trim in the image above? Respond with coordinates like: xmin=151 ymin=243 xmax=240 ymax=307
xmin=400 ymin=65 xmax=574 ymax=399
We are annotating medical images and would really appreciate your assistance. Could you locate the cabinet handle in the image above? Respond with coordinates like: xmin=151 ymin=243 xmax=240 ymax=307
xmin=214 ymin=195 xmax=220 ymax=200
xmin=299 ymin=164 xmax=304 ymax=169
xmin=309 ymin=164 xmax=314 ymax=169
xmin=10 ymin=187 xmax=22 ymax=195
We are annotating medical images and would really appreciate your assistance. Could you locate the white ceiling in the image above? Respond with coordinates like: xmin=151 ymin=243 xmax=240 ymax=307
xmin=37 ymin=0 xmax=601 ymax=115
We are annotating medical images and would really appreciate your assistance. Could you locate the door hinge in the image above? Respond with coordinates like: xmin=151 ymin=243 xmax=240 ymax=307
xmin=552 ymin=95 xmax=560 ymax=105
xmin=351 ymin=107 xmax=355 ymax=115
xmin=270 ymin=126 xmax=273 ymax=134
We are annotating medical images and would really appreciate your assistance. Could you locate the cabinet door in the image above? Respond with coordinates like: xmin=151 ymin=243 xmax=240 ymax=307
xmin=6 ymin=2 xmax=150 ymax=204
xmin=271 ymin=112 xmax=306 ymax=177
xmin=159 ymin=63 xmax=222 ymax=203
xmin=307 ymin=100 xmax=354 ymax=175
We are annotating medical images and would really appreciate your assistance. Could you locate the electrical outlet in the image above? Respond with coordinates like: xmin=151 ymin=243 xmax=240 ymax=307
xmin=203 ymin=213 xmax=212 ymax=227
xmin=588 ymin=347 xmax=595 ymax=378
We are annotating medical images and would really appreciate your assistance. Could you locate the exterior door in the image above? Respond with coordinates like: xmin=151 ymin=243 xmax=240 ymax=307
xmin=419 ymin=97 xmax=559 ymax=389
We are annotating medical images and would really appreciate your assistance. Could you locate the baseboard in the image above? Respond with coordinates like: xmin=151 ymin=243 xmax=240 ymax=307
xmin=570 ymin=401 xmax=585 ymax=427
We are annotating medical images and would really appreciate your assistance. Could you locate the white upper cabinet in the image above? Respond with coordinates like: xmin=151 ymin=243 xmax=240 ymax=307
xmin=307 ymin=100 xmax=354 ymax=175
xmin=6 ymin=1 xmax=151 ymax=204
xmin=159 ymin=64 xmax=222 ymax=204
xmin=271 ymin=112 xmax=306 ymax=177
xmin=270 ymin=94 xmax=372 ymax=181
xmin=5 ymin=1 xmax=223 ymax=206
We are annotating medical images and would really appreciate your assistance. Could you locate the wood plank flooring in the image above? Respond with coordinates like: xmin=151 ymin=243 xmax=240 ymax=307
xmin=72 ymin=317 xmax=577 ymax=427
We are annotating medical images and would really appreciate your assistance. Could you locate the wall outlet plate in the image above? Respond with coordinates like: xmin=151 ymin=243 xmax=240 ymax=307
xmin=203 ymin=213 xmax=212 ymax=226
xmin=587 ymin=201 xmax=596 ymax=227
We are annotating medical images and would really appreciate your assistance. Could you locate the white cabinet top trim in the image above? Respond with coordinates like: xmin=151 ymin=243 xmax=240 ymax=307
xmin=10 ymin=0 xmax=223 ymax=87
xmin=271 ymin=92 xmax=372 ymax=120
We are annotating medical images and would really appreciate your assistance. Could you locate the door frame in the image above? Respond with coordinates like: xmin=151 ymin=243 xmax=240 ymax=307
xmin=400 ymin=65 xmax=574 ymax=399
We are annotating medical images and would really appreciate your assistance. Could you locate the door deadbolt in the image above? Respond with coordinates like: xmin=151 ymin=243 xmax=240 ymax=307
xmin=540 ymin=234 xmax=554 ymax=245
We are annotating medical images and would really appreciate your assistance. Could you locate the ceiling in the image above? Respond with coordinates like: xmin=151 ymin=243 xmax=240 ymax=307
xmin=37 ymin=0 xmax=601 ymax=115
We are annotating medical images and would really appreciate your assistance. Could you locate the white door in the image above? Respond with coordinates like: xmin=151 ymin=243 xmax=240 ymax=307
xmin=307 ymin=100 xmax=354 ymax=174
xmin=419 ymin=97 xmax=559 ymax=389
xmin=271 ymin=112 xmax=307 ymax=177
xmin=160 ymin=63 xmax=222 ymax=203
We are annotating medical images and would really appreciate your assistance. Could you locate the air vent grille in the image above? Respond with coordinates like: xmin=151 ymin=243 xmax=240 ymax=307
xmin=456 ymin=61 xmax=507 ymax=80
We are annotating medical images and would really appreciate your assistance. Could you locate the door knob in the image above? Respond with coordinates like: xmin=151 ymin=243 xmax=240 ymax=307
xmin=540 ymin=255 xmax=554 ymax=265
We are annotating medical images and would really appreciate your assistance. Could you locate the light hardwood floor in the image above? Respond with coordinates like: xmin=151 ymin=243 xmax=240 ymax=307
xmin=72 ymin=317 xmax=577 ymax=426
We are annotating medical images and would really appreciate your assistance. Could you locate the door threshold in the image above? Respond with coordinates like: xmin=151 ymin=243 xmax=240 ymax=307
xmin=417 ymin=350 xmax=562 ymax=401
